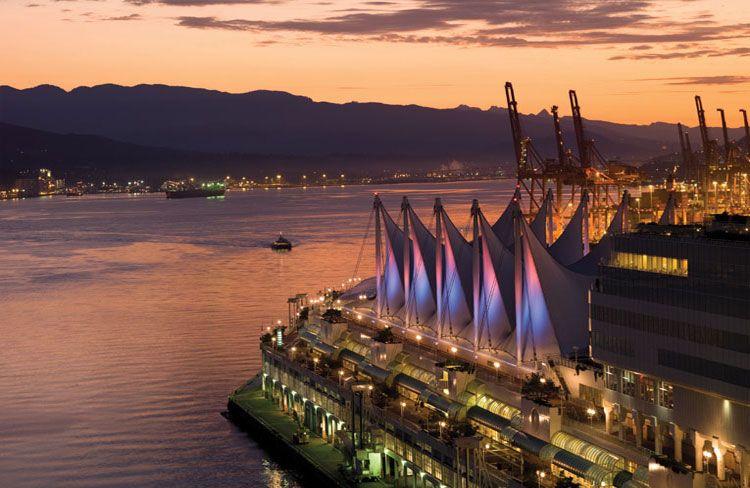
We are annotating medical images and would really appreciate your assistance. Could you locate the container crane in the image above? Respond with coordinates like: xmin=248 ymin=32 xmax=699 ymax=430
xmin=505 ymin=82 xmax=546 ymax=213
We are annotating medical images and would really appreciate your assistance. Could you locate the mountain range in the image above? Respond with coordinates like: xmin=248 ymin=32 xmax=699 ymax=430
xmin=1 ymin=83 xmax=746 ymax=178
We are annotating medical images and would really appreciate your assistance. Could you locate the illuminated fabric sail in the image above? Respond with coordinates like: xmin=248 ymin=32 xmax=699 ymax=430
xmin=492 ymin=187 xmax=522 ymax=248
xmin=405 ymin=206 xmax=437 ymax=329
xmin=658 ymin=191 xmax=676 ymax=225
xmin=548 ymin=192 xmax=588 ymax=265
xmin=476 ymin=209 xmax=516 ymax=354
xmin=517 ymin=217 xmax=594 ymax=362
xmin=379 ymin=205 xmax=406 ymax=318
xmin=438 ymin=207 xmax=474 ymax=342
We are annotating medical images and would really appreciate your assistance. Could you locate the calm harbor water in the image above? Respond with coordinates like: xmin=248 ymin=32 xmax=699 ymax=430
xmin=0 ymin=180 xmax=517 ymax=488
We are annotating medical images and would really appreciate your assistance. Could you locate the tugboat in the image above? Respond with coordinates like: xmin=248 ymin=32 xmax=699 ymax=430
xmin=271 ymin=234 xmax=293 ymax=252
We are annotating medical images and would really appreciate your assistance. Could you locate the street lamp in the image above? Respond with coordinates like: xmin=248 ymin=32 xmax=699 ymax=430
xmin=400 ymin=401 xmax=406 ymax=417
xmin=416 ymin=335 xmax=422 ymax=355
xmin=313 ymin=357 xmax=319 ymax=372
xmin=703 ymin=449 xmax=713 ymax=473
xmin=438 ymin=421 xmax=446 ymax=437
xmin=493 ymin=361 xmax=500 ymax=380
xmin=450 ymin=346 xmax=458 ymax=354
xmin=587 ymin=407 xmax=596 ymax=427
xmin=338 ymin=369 xmax=344 ymax=385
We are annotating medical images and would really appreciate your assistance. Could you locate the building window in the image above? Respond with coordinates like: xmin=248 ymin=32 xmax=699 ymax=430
xmin=611 ymin=252 xmax=688 ymax=277
xmin=622 ymin=371 xmax=636 ymax=397
xmin=605 ymin=366 xmax=620 ymax=392
xmin=639 ymin=377 xmax=656 ymax=404
xmin=658 ymin=382 xmax=674 ymax=409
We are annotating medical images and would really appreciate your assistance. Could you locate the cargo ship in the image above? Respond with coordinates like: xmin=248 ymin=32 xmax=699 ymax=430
xmin=164 ymin=181 xmax=225 ymax=199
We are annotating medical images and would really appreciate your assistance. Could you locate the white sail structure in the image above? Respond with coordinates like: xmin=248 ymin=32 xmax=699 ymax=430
xmin=515 ymin=213 xmax=595 ymax=364
xmin=378 ymin=203 xmax=407 ymax=318
xmin=530 ymin=189 xmax=554 ymax=246
xmin=476 ymin=208 xmax=516 ymax=355
xmin=492 ymin=187 xmax=522 ymax=248
xmin=548 ymin=191 xmax=589 ymax=266
xmin=437 ymin=206 xmax=474 ymax=343
xmin=658 ymin=191 xmax=676 ymax=225
xmin=404 ymin=205 xmax=437 ymax=330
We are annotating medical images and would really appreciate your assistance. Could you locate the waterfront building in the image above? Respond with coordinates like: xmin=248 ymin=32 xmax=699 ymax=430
xmin=248 ymin=192 xmax=748 ymax=488
xmin=590 ymin=216 xmax=749 ymax=488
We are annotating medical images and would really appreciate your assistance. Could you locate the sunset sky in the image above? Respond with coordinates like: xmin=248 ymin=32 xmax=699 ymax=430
xmin=2 ymin=0 xmax=749 ymax=124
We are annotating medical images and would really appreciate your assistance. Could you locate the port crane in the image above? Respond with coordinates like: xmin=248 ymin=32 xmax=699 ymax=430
xmin=504 ymin=82 xmax=639 ymax=239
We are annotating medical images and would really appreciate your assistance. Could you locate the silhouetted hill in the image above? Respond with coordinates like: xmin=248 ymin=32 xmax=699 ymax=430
xmin=0 ymin=122 xmax=262 ymax=179
xmin=1 ymin=83 xmax=746 ymax=174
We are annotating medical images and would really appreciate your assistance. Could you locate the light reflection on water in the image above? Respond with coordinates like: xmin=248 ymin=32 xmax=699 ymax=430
xmin=0 ymin=180 xmax=515 ymax=487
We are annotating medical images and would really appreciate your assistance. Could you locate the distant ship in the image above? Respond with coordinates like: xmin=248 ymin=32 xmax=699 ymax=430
xmin=271 ymin=234 xmax=292 ymax=251
xmin=165 ymin=182 xmax=225 ymax=199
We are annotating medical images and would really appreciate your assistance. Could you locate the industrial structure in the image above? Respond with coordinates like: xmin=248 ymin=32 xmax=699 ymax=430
xmin=242 ymin=86 xmax=749 ymax=488
xmin=505 ymin=82 xmax=639 ymax=241
xmin=682 ymin=96 xmax=750 ymax=215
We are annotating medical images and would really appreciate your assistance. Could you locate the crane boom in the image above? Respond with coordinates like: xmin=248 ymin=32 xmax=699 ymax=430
xmin=717 ymin=108 xmax=731 ymax=164
xmin=677 ymin=123 xmax=689 ymax=170
xmin=741 ymin=109 xmax=750 ymax=154
xmin=695 ymin=96 xmax=712 ymax=163
xmin=505 ymin=82 xmax=524 ymax=170
xmin=569 ymin=90 xmax=589 ymax=168
xmin=551 ymin=105 xmax=568 ymax=165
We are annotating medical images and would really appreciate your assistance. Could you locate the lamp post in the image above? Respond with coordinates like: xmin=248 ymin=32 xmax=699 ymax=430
xmin=636 ymin=197 xmax=641 ymax=221
xmin=648 ymin=184 xmax=654 ymax=210
xmin=587 ymin=407 xmax=596 ymax=427
xmin=439 ymin=421 xmax=446 ymax=438
xmin=338 ymin=369 xmax=344 ymax=385
xmin=493 ymin=361 xmax=500 ymax=380
xmin=536 ymin=470 xmax=546 ymax=488
xmin=703 ymin=449 xmax=713 ymax=474
xmin=416 ymin=334 xmax=422 ymax=355
xmin=313 ymin=357 xmax=319 ymax=373
xmin=400 ymin=401 xmax=406 ymax=418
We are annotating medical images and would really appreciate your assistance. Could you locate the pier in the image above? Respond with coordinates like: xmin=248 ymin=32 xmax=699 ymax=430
xmin=228 ymin=378 xmax=391 ymax=488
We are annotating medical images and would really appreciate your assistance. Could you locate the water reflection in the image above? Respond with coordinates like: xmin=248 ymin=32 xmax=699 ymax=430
xmin=0 ymin=180 xmax=515 ymax=487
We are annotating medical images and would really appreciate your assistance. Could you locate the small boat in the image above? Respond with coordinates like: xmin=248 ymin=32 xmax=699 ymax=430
xmin=271 ymin=234 xmax=292 ymax=251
